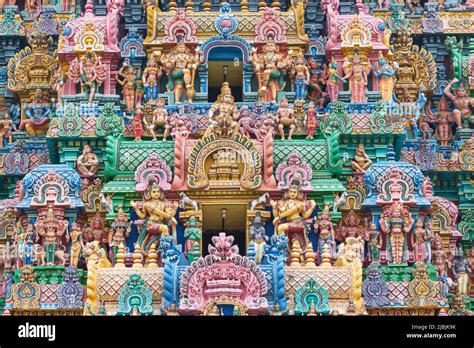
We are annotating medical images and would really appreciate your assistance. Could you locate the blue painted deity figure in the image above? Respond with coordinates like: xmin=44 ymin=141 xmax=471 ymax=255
xmin=372 ymin=51 xmax=398 ymax=102
xmin=19 ymin=89 xmax=53 ymax=137
xmin=21 ymin=224 xmax=37 ymax=267
xmin=291 ymin=54 xmax=310 ymax=100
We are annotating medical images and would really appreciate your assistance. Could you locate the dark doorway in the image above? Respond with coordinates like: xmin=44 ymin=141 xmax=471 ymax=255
xmin=207 ymin=47 xmax=243 ymax=102
xmin=202 ymin=204 xmax=247 ymax=256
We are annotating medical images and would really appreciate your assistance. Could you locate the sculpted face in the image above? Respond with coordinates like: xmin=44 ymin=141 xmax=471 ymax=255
xmin=280 ymin=99 xmax=289 ymax=108
xmin=223 ymin=94 xmax=232 ymax=104
xmin=84 ymin=145 xmax=91 ymax=154
xmin=177 ymin=44 xmax=186 ymax=54
xmin=288 ymin=188 xmax=298 ymax=200
xmin=151 ymin=187 xmax=162 ymax=200
xmin=265 ymin=42 xmax=276 ymax=53
xmin=456 ymin=86 xmax=467 ymax=98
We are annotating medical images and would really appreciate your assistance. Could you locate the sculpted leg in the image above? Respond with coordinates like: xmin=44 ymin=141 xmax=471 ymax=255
xmin=278 ymin=124 xmax=285 ymax=140
xmin=288 ymin=124 xmax=295 ymax=140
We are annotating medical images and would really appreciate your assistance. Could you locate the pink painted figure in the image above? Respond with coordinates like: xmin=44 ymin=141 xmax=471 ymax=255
xmin=146 ymin=98 xmax=170 ymax=142
xmin=238 ymin=106 xmax=258 ymax=139
xmin=342 ymin=55 xmax=368 ymax=103
xmin=276 ymin=98 xmax=295 ymax=140
xmin=125 ymin=103 xmax=144 ymax=141
xmin=411 ymin=219 xmax=432 ymax=263
xmin=444 ymin=78 xmax=474 ymax=130
xmin=305 ymin=102 xmax=318 ymax=139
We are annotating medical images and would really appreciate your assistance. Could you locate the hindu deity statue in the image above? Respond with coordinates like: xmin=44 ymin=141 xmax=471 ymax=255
xmin=131 ymin=181 xmax=178 ymax=256
xmin=326 ymin=56 xmax=343 ymax=102
xmin=444 ymin=78 xmax=474 ymax=129
xmin=68 ymin=51 xmax=107 ymax=105
xmin=276 ymin=98 xmax=295 ymax=140
xmin=0 ymin=114 xmax=15 ymax=147
xmin=426 ymin=97 xmax=453 ymax=146
xmin=67 ymin=223 xmax=84 ymax=267
xmin=365 ymin=221 xmax=381 ymax=264
xmin=76 ymin=144 xmax=99 ymax=177
xmin=19 ymin=89 xmax=53 ymax=137
xmin=351 ymin=144 xmax=372 ymax=173
xmin=203 ymin=82 xmax=239 ymax=138
xmin=313 ymin=204 xmax=336 ymax=261
xmin=147 ymin=98 xmax=170 ymax=142
xmin=372 ymin=52 xmax=398 ymax=102
xmin=257 ymin=113 xmax=278 ymax=141
xmin=411 ymin=219 xmax=433 ymax=264
xmin=161 ymin=43 xmax=202 ymax=103
xmin=135 ymin=67 xmax=145 ymax=106
xmin=431 ymin=234 xmax=449 ymax=280
xmin=270 ymin=176 xmax=316 ymax=259
xmin=109 ymin=205 xmax=131 ymax=264
xmin=125 ymin=103 xmax=144 ymax=141
xmin=291 ymin=52 xmax=310 ymax=100
xmin=116 ymin=60 xmax=137 ymax=112
xmin=249 ymin=211 xmax=267 ymax=264
xmin=90 ymin=211 xmax=106 ymax=246
xmin=54 ymin=66 xmax=67 ymax=108
xmin=379 ymin=202 xmax=413 ymax=264
xmin=306 ymin=102 xmax=318 ymax=139
xmin=451 ymin=243 xmax=473 ymax=297
xmin=183 ymin=216 xmax=201 ymax=263
xmin=20 ymin=224 xmax=37 ymax=267
xmin=336 ymin=210 xmax=364 ymax=242
xmin=342 ymin=54 xmax=369 ymax=103
xmin=35 ymin=205 xmax=68 ymax=265
xmin=250 ymin=39 xmax=292 ymax=103
xmin=238 ymin=106 xmax=258 ymax=139
xmin=142 ymin=57 xmax=161 ymax=102
xmin=307 ymin=57 xmax=325 ymax=104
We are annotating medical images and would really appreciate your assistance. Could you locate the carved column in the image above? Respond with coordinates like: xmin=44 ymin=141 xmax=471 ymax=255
xmin=241 ymin=0 xmax=249 ymax=11
xmin=203 ymin=0 xmax=211 ymax=11
xmin=185 ymin=0 xmax=194 ymax=12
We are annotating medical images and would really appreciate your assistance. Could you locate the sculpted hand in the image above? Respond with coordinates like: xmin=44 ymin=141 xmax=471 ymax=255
xmin=130 ymin=200 xmax=136 ymax=208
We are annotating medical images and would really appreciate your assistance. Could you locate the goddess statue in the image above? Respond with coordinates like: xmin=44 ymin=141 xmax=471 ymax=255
xmin=68 ymin=52 xmax=107 ymax=105
xmin=131 ymin=181 xmax=178 ymax=256
xmin=249 ymin=211 xmax=267 ymax=264
xmin=452 ymin=243 xmax=473 ymax=297
xmin=444 ymin=78 xmax=474 ymax=130
xmin=313 ymin=204 xmax=336 ymax=261
xmin=76 ymin=144 xmax=99 ymax=177
xmin=125 ymin=103 xmax=145 ymax=141
xmin=276 ymin=98 xmax=295 ymax=140
xmin=35 ymin=205 xmax=68 ymax=265
xmin=116 ymin=61 xmax=137 ymax=112
xmin=351 ymin=144 xmax=372 ymax=173
xmin=306 ymin=102 xmax=317 ymax=139
xmin=135 ymin=67 xmax=145 ymax=106
xmin=431 ymin=234 xmax=448 ymax=279
xmin=365 ymin=221 xmax=381 ymax=264
xmin=67 ymin=223 xmax=84 ymax=267
xmin=203 ymin=82 xmax=239 ymax=138
xmin=109 ymin=205 xmax=131 ymax=264
xmin=379 ymin=202 xmax=413 ymax=264
xmin=326 ymin=56 xmax=343 ymax=102
xmin=372 ymin=52 xmax=398 ymax=102
xmin=161 ymin=43 xmax=202 ymax=103
xmin=142 ymin=58 xmax=161 ymax=102
xmin=19 ymin=89 xmax=53 ymax=137
xmin=291 ymin=52 xmax=310 ymax=100
xmin=183 ymin=216 xmax=201 ymax=263
xmin=342 ymin=54 xmax=369 ymax=103
xmin=270 ymin=176 xmax=316 ymax=257
xmin=54 ymin=66 xmax=67 ymax=108
xmin=250 ymin=39 xmax=292 ymax=103
xmin=411 ymin=219 xmax=432 ymax=263
xmin=307 ymin=57 xmax=325 ymax=103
